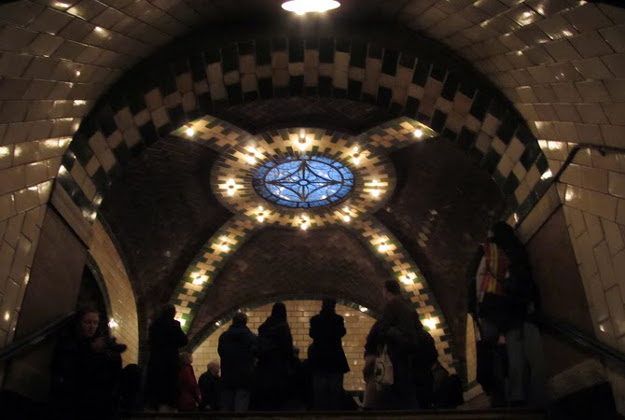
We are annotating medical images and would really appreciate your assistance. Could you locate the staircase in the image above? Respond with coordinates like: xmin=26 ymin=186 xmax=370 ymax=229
xmin=125 ymin=409 xmax=547 ymax=420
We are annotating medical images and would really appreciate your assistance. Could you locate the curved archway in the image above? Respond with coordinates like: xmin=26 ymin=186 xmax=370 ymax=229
xmin=58 ymin=27 xmax=550 ymax=231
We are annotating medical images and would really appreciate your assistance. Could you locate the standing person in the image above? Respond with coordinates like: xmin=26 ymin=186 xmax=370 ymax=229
xmin=177 ymin=353 xmax=201 ymax=411
xmin=198 ymin=361 xmax=221 ymax=410
xmin=253 ymin=302 xmax=293 ymax=410
xmin=363 ymin=280 xmax=419 ymax=410
xmin=50 ymin=306 xmax=125 ymax=420
xmin=217 ymin=312 xmax=257 ymax=411
xmin=308 ymin=298 xmax=350 ymax=410
xmin=146 ymin=304 xmax=188 ymax=410
xmin=471 ymin=222 xmax=538 ymax=407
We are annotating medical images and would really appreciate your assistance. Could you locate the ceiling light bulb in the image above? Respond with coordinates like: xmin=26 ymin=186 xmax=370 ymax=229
xmin=378 ymin=243 xmax=389 ymax=253
xmin=257 ymin=215 xmax=265 ymax=223
xmin=282 ymin=0 xmax=341 ymax=15
xmin=423 ymin=318 xmax=437 ymax=330
xmin=75 ymin=70 xmax=81 ymax=77
xmin=414 ymin=128 xmax=423 ymax=138
xmin=108 ymin=318 xmax=118 ymax=329
xmin=343 ymin=215 xmax=351 ymax=222
xmin=246 ymin=153 xmax=256 ymax=165
xmin=185 ymin=127 xmax=195 ymax=136
xmin=300 ymin=223 xmax=308 ymax=231
xmin=371 ymin=189 xmax=381 ymax=197
xmin=176 ymin=317 xmax=186 ymax=327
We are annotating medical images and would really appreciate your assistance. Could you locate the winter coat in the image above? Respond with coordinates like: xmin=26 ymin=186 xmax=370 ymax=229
xmin=308 ymin=310 xmax=349 ymax=374
xmin=146 ymin=316 xmax=188 ymax=406
xmin=177 ymin=363 xmax=201 ymax=411
xmin=218 ymin=324 xmax=257 ymax=389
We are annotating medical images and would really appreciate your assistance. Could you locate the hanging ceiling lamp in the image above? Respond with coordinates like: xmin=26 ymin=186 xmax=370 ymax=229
xmin=281 ymin=0 xmax=341 ymax=15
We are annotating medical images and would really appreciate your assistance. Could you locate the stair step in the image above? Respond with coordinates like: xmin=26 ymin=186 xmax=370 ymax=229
xmin=126 ymin=409 xmax=547 ymax=420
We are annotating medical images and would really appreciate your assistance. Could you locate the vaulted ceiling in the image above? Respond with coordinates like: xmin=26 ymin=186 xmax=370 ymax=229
xmin=1 ymin=0 xmax=624 ymax=370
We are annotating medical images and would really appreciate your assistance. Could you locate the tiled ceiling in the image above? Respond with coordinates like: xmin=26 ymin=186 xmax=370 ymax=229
xmin=0 ymin=0 xmax=624 ymax=356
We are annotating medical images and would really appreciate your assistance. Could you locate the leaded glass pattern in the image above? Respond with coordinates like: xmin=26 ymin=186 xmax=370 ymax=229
xmin=252 ymin=156 xmax=354 ymax=208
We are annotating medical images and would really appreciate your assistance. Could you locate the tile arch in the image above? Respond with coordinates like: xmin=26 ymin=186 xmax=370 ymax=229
xmin=57 ymin=29 xmax=551 ymax=234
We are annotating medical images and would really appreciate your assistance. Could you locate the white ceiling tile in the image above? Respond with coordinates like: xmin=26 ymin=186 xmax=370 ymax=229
xmin=552 ymin=82 xmax=581 ymax=102
xmin=564 ymin=3 xmax=613 ymax=33
xmin=0 ymin=25 xmax=38 ymax=52
xmin=576 ymin=103 xmax=609 ymax=124
xmin=572 ymin=57 xmax=614 ymax=79
xmin=0 ymin=52 xmax=33 ymax=78
xmin=26 ymin=32 xmax=64 ymax=57
xmin=575 ymin=80 xmax=610 ymax=103
xmin=570 ymin=31 xmax=616 ymax=58
xmin=544 ymin=39 xmax=581 ymax=61
xmin=28 ymin=8 xmax=73 ymax=35
xmin=602 ymin=53 xmax=625 ymax=78
xmin=553 ymin=103 xmax=582 ymax=123
xmin=67 ymin=0 xmax=108 ymax=21
xmin=600 ymin=24 xmax=625 ymax=54
xmin=602 ymin=104 xmax=625 ymax=126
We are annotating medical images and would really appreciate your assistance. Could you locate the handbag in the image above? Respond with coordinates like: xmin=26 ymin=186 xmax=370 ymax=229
xmin=374 ymin=344 xmax=394 ymax=388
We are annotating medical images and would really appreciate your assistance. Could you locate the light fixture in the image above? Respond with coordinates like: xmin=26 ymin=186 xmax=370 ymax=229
xmin=190 ymin=272 xmax=208 ymax=285
xmin=176 ymin=317 xmax=186 ymax=327
xmin=369 ymin=179 xmax=383 ymax=198
xmin=75 ymin=70 xmax=81 ymax=77
xmin=73 ymin=100 xmax=86 ymax=106
xmin=400 ymin=272 xmax=417 ymax=285
xmin=185 ymin=127 xmax=195 ymax=137
xmin=219 ymin=236 xmax=230 ymax=252
xmin=359 ymin=306 xmax=369 ymax=313
xmin=300 ymin=214 xmax=310 ymax=230
xmin=422 ymin=317 xmax=437 ymax=330
xmin=413 ymin=128 xmax=423 ymax=138
xmin=282 ymin=0 xmax=340 ymax=15
xmin=377 ymin=239 xmax=390 ymax=253
xmin=541 ymin=169 xmax=552 ymax=180
xmin=245 ymin=145 xmax=264 ymax=165
xmin=296 ymin=129 xmax=308 ymax=151
xmin=341 ymin=206 xmax=352 ymax=223
xmin=256 ymin=206 xmax=268 ymax=223
xmin=108 ymin=318 xmax=119 ymax=329
xmin=53 ymin=2 xmax=71 ymax=9
xmin=224 ymin=179 xmax=238 ymax=196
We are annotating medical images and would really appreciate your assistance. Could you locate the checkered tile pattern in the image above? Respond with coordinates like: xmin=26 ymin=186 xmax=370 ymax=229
xmin=56 ymin=36 xmax=549 ymax=234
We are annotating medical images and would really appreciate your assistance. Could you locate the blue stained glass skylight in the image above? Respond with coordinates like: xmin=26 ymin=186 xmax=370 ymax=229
xmin=252 ymin=156 xmax=354 ymax=208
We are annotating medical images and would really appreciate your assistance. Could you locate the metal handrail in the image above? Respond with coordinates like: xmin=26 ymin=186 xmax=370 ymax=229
xmin=528 ymin=312 xmax=625 ymax=366
xmin=0 ymin=312 xmax=75 ymax=363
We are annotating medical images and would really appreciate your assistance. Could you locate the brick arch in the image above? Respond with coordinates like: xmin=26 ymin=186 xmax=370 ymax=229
xmin=59 ymin=30 xmax=551 ymax=231
xmin=175 ymin=214 xmax=456 ymax=372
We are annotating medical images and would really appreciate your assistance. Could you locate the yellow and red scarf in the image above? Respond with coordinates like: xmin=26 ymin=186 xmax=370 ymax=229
xmin=480 ymin=241 xmax=509 ymax=297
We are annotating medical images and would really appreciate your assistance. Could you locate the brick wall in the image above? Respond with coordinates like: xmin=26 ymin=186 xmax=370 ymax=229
xmin=89 ymin=219 xmax=139 ymax=366
xmin=192 ymin=300 xmax=376 ymax=391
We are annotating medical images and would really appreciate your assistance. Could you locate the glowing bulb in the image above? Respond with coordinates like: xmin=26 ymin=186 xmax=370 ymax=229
xmin=371 ymin=189 xmax=381 ymax=197
xmin=359 ymin=306 xmax=368 ymax=313
xmin=400 ymin=272 xmax=417 ymax=285
xmin=281 ymin=0 xmax=341 ymax=15
xmin=73 ymin=100 xmax=86 ymax=106
xmin=219 ymin=236 xmax=230 ymax=252
xmin=108 ymin=318 xmax=118 ymax=329
xmin=414 ymin=128 xmax=423 ymax=138
xmin=541 ymin=169 xmax=553 ymax=180
xmin=185 ymin=127 xmax=195 ymax=136
xmin=352 ymin=155 xmax=360 ymax=165
xmin=176 ymin=317 xmax=186 ymax=327
xmin=378 ymin=242 xmax=389 ymax=253
xmin=3 ymin=311 xmax=10 ymax=322
xmin=54 ymin=2 xmax=71 ymax=9
xmin=75 ymin=70 xmax=81 ymax=77
xmin=423 ymin=317 xmax=437 ymax=330
xmin=343 ymin=214 xmax=351 ymax=222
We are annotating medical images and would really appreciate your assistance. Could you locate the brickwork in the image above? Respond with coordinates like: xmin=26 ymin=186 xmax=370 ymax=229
xmin=89 ymin=220 xmax=139 ymax=366
xmin=192 ymin=300 xmax=376 ymax=391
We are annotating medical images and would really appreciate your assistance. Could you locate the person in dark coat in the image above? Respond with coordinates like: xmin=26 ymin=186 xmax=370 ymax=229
xmin=363 ymin=280 xmax=419 ymax=410
xmin=50 ymin=307 xmax=125 ymax=420
xmin=217 ymin=312 xmax=257 ymax=411
xmin=471 ymin=222 xmax=539 ymax=407
xmin=198 ymin=361 xmax=221 ymax=410
xmin=308 ymin=298 xmax=350 ymax=410
xmin=177 ymin=352 xmax=201 ymax=411
xmin=252 ymin=302 xmax=293 ymax=410
xmin=146 ymin=304 xmax=188 ymax=410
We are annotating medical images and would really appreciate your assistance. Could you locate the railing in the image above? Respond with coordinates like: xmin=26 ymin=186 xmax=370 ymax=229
xmin=528 ymin=312 xmax=625 ymax=366
xmin=0 ymin=312 xmax=74 ymax=363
